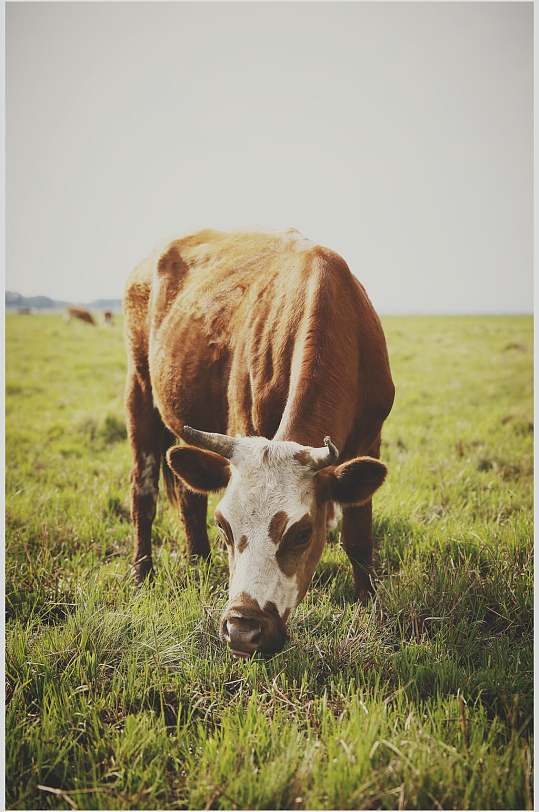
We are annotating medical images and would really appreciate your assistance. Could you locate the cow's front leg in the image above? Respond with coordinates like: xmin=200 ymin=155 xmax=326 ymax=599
xmin=126 ymin=372 xmax=163 ymax=584
xmin=341 ymin=501 xmax=374 ymax=603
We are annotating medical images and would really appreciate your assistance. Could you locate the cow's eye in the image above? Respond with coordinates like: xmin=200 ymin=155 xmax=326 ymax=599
xmin=294 ymin=528 xmax=312 ymax=547
xmin=287 ymin=527 xmax=311 ymax=550
xmin=280 ymin=516 xmax=313 ymax=552
xmin=276 ymin=515 xmax=313 ymax=574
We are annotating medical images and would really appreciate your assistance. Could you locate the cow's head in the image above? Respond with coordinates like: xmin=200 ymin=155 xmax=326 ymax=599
xmin=166 ymin=426 xmax=387 ymax=658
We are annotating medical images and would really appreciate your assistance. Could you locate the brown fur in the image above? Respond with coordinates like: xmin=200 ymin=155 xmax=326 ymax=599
xmin=316 ymin=457 xmax=387 ymax=506
xmin=276 ymin=513 xmax=313 ymax=577
xmin=167 ymin=446 xmax=231 ymax=494
xmin=268 ymin=511 xmax=289 ymax=545
xmin=293 ymin=449 xmax=312 ymax=466
xmin=67 ymin=306 xmax=95 ymax=325
xmin=123 ymin=228 xmax=394 ymax=594
xmin=214 ymin=510 xmax=234 ymax=546
xmin=238 ymin=535 xmax=249 ymax=553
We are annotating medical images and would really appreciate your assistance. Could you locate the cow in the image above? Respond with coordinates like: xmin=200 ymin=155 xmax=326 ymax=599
xmin=103 ymin=310 xmax=114 ymax=326
xmin=65 ymin=306 xmax=96 ymax=325
xmin=124 ymin=229 xmax=395 ymax=658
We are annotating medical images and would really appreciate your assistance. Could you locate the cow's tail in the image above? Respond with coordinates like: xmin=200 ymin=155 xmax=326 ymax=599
xmin=161 ymin=428 xmax=180 ymax=507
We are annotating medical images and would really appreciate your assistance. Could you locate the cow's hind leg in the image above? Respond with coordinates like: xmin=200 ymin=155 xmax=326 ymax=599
xmin=341 ymin=501 xmax=374 ymax=603
xmin=126 ymin=371 xmax=163 ymax=584
xmin=178 ymin=486 xmax=210 ymax=558
xmin=341 ymin=436 xmax=381 ymax=603
xmin=161 ymin=444 xmax=210 ymax=558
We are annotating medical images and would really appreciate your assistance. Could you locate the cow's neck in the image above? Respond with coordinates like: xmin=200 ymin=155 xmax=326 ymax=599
xmin=273 ymin=335 xmax=356 ymax=452
xmin=274 ymin=395 xmax=350 ymax=451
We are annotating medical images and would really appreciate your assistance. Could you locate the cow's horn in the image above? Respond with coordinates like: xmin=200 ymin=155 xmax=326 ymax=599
xmin=182 ymin=425 xmax=237 ymax=459
xmin=308 ymin=436 xmax=339 ymax=470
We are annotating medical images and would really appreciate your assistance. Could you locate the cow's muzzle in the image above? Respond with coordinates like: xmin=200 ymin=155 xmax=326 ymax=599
xmin=220 ymin=602 xmax=288 ymax=658
xmin=223 ymin=615 xmax=262 ymax=657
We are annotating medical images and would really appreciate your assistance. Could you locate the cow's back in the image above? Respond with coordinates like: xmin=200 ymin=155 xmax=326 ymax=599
xmin=125 ymin=229 xmax=394 ymax=453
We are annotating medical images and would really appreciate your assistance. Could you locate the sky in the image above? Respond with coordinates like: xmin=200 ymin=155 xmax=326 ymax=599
xmin=6 ymin=1 xmax=533 ymax=314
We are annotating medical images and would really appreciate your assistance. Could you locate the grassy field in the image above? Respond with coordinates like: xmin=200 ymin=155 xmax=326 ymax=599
xmin=6 ymin=313 xmax=533 ymax=810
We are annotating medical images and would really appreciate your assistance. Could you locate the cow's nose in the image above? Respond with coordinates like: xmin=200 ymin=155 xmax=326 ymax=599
xmin=224 ymin=616 xmax=262 ymax=657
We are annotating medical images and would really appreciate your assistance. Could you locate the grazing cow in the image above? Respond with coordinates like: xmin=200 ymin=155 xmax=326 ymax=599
xmin=103 ymin=310 xmax=114 ymax=326
xmin=17 ymin=307 xmax=32 ymax=315
xmin=124 ymin=229 xmax=394 ymax=657
xmin=66 ymin=306 xmax=95 ymax=325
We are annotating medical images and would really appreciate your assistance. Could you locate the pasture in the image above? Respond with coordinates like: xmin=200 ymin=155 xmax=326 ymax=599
xmin=6 ymin=313 xmax=533 ymax=810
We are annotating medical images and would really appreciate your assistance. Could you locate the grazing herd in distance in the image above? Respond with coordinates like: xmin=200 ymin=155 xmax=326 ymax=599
xmin=6 ymin=290 xmax=121 ymax=322
xmin=64 ymin=306 xmax=115 ymax=326
xmin=15 ymin=305 xmax=115 ymax=326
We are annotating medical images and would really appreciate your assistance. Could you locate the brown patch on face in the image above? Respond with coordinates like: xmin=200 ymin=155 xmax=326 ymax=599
xmin=214 ymin=510 xmax=234 ymax=546
xmin=228 ymin=591 xmax=261 ymax=614
xmin=221 ymin=593 xmax=289 ymax=655
xmin=268 ymin=511 xmax=289 ymax=544
xmin=276 ymin=513 xmax=313 ymax=576
xmin=238 ymin=534 xmax=248 ymax=553
xmin=263 ymin=600 xmax=279 ymax=614
xmin=293 ymin=449 xmax=312 ymax=466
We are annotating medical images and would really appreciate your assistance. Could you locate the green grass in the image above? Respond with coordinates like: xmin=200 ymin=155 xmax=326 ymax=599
xmin=6 ymin=313 xmax=533 ymax=810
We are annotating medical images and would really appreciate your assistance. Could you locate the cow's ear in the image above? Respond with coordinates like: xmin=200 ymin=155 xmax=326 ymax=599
xmin=316 ymin=456 xmax=387 ymax=506
xmin=166 ymin=446 xmax=231 ymax=494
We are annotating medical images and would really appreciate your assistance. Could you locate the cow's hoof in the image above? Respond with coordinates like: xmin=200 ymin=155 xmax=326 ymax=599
xmin=355 ymin=587 xmax=374 ymax=605
xmin=354 ymin=576 xmax=375 ymax=605
xmin=132 ymin=558 xmax=155 ymax=585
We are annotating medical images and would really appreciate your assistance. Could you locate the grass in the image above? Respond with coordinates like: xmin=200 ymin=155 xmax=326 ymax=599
xmin=5 ymin=313 xmax=533 ymax=810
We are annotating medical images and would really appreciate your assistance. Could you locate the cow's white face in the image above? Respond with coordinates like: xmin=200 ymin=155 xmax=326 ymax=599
xmin=167 ymin=429 xmax=388 ymax=657
xmin=216 ymin=438 xmax=322 ymax=617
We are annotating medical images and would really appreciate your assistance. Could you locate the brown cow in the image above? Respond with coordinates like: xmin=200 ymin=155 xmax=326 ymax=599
xmin=124 ymin=229 xmax=394 ymax=657
xmin=103 ymin=310 xmax=114 ymax=326
xmin=65 ymin=306 xmax=95 ymax=325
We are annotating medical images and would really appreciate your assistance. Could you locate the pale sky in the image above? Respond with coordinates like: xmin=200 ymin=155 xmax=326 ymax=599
xmin=6 ymin=2 xmax=532 ymax=313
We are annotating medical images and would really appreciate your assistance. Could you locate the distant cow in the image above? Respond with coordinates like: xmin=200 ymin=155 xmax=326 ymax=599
xmin=103 ymin=310 xmax=114 ymax=326
xmin=124 ymin=229 xmax=395 ymax=657
xmin=65 ymin=307 xmax=95 ymax=325
xmin=18 ymin=307 xmax=32 ymax=315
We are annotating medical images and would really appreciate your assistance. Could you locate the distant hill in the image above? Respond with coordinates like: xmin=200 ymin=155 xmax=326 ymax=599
xmin=87 ymin=298 xmax=123 ymax=311
xmin=6 ymin=291 xmax=122 ymax=312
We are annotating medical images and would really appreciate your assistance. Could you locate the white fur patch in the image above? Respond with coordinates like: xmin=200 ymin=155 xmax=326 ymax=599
xmin=229 ymin=536 xmax=299 ymax=618
xmin=328 ymin=503 xmax=342 ymax=531
xmin=138 ymin=452 xmax=157 ymax=498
